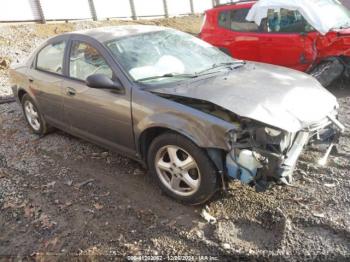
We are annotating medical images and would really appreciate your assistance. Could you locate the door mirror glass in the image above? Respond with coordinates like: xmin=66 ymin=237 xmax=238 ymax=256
xmin=86 ymin=74 xmax=123 ymax=91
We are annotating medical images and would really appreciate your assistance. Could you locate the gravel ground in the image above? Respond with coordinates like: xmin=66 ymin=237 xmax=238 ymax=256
xmin=0 ymin=17 xmax=350 ymax=261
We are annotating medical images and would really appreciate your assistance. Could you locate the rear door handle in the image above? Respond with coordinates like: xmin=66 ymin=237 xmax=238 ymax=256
xmin=66 ymin=87 xmax=76 ymax=96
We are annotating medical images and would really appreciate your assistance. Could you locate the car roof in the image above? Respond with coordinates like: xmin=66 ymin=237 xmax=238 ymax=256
xmin=66 ymin=25 xmax=168 ymax=42
xmin=210 ymin=0 xmax=257 ymax=11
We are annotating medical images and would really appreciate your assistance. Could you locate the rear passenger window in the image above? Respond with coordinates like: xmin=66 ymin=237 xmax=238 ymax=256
xmin=36 ymin=41 xmax=66 ymax=74
xmin=218 ymin=8 xmax=259 ymax=32
xmin=218 ymin=11 xmax=230 ymax=28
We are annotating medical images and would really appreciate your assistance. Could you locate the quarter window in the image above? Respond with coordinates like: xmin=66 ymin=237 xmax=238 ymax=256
xmin=69 ymin=42 xmax=113 ymax=81
xmin=36 ymin=41 xmax=66 ymax=74
xmin=218 ymin=8 xmax=259 ymax=32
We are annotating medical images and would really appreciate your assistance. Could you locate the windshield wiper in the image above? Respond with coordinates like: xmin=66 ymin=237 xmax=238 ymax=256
xmin=136 ymin=61 xmax=246 ymax=82
xmin=136 ymin=73 xmax=197 ymax=82
xmin=196 ymin=60 xmax=246 ymax=75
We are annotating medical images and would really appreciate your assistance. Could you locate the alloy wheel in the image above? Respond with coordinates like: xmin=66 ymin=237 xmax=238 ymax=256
xmin=155 ymin=145 xmax=201 ymax=196
xmin=24 ymin=100 xmax=41 ymax=131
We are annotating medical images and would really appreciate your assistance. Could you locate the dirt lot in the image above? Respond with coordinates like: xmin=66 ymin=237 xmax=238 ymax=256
xmin=0 ymin=17 xmax=350 ymax=261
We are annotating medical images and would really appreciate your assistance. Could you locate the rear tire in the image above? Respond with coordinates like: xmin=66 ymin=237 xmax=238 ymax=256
xmin=21 ymin=94 xmax=52 ymax=136
xmin=147 ymin=132 xmax=218 ymax=205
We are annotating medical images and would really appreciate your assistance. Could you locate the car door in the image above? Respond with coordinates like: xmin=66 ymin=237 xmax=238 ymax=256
xmin=258 ymin=8 xmax=316 ymax=71
xmin=27 ymin=37 xmax=68 ymax=127
xmin=215 ymin=6 xmax=260 ymax=61
xmin=62 ymin=37 xmax=135 ymax=155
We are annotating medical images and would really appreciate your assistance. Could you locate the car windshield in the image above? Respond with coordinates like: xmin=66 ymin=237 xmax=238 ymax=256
xmin=106 ymin=29 xmax=235 ymax=83
xmin=314 ymin=0 xmax=350 ymax=29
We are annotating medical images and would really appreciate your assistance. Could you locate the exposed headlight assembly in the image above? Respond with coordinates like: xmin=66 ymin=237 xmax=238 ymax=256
xmin=264 ymin=127 xmax=282 ymax=137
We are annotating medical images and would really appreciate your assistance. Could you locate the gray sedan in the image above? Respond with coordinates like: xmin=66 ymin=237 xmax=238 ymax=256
xmin=10 ymin=25 xmax=344 ymax=205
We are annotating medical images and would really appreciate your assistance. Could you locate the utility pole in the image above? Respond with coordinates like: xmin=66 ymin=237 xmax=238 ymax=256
xmin=189 ymin=0 xmax=195 ymax=14
xmin=129 ymin=0 xmax=137 ymax=20
xmin=88 ymin=0 xmax=97 ymax=21
xmin=163 ymin=0 xmax=169 ymax=18
xmin=35 ymin=0 xmax=46 ymax=23
xmin=213 ymin=0 xmax=221 ymax=7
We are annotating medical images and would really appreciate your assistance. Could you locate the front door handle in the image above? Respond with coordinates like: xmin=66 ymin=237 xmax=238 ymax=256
xmin=66 ymin=87 xmax=76 ymax=96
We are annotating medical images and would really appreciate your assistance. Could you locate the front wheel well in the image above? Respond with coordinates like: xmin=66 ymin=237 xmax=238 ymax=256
xmin=309 ymin=57 xmax=345 ymax=87
xmin=139 ymin=127 xmax=180 ymax=162
xmin=17 ymin=89 xmax=27 ymax=102
xmin=138 ymin=127 xmax=226 ymax=172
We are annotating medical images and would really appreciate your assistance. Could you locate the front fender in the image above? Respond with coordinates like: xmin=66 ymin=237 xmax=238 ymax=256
xmin=135 ymin=111 xmax=234 ymax=150
xmin=132 ymin=89 xmax=238 ymax=151
xmin=317 ymin=32 xmax=350 ymax=58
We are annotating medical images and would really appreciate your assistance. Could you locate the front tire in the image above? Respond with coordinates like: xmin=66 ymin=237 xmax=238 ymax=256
xmin=147 ymin=132 xmax=218 ymax=205
xmin=21 ymin=94 xmax=51 ymax=136
xmin=309 ymin=59 xmax=344 ymax=87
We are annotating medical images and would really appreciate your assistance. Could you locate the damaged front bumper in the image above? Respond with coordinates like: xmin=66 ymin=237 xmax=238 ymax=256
xmin=225 ymin=114 xmax=345 ymax=191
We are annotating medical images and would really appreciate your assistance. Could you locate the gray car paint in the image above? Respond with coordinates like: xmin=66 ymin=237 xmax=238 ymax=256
xmin=150 ymin=62 xmax=338 ymax=133
xmin=62 ymin=34 xmax=135 ymax=155
xmin=9 ymin=25 xmax=339 ymax=165
xmin=132 ymin=88 xmax=237 ymax=152
xmin=10 ymin=26 xmax=239 ymax=162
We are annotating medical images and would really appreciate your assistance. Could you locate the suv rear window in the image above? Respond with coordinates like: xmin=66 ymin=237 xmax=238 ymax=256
xmin=218 ymin=8 xmax=259 ymax=32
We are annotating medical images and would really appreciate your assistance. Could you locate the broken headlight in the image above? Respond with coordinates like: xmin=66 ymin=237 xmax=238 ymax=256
xmin=225 ymin=120 xmax=294 ymax=155
xmin=264 ymin=127 xmax=282 ymax=137
xmin=255 ymin=126 xmax=293 ymax=154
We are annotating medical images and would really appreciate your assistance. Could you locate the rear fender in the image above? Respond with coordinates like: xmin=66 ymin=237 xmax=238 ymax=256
xmin=9 ymin=66 xmax=38 ymax=104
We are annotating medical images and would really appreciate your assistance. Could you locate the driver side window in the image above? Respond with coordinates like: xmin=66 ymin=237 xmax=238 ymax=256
xmin=69 ymin=41 xmax=113 ymax=81
xmin=264 ymin=8 xmax=314 ymax=33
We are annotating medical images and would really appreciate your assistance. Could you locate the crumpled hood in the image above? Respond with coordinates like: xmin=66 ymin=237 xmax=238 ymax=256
xmin=151 ymin=62 xmax=338 ymax=132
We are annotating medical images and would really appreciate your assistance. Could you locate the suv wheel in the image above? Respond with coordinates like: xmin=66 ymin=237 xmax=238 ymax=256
xmin=310 ymin=59 xmax=344 ymax=87
xmin=21 ymin=94 xmax=52 ymax=135
xmin=147 ymin=132 xmax=218 ymax=205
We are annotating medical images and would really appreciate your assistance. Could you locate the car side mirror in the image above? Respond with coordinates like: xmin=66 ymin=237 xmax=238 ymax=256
xmin=86 ymin=74 xmax=123 ymax=92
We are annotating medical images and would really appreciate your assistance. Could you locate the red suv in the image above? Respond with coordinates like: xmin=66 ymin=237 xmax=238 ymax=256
xmin=200 ymin=0 xmax=350 ymax=87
